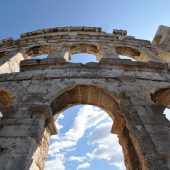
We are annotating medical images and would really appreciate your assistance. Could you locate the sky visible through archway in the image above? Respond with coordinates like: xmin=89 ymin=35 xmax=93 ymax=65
xmin=69 ymin=54 xmax=99 ymax=64
xmin=45 ymin=105 xmax=125 ymax=170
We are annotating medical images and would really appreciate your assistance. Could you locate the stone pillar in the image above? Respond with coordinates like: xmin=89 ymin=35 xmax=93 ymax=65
xmin=99 ymin=46 xmax=119 ymax=59
xmin=0 ymin=104 xmax=57 ymax=170
xmin=133 ymin=104 xmax=170 ymax=169
xmin=48 ymin=45 xmax=66 ymax=59
xmin=113 ymin=93 xmax=170 ymax=170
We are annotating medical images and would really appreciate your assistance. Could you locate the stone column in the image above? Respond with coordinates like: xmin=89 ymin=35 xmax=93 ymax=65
xmin=0 ymin=104 xmax=57 ymax=170
xmin=133 ymin=104 xmax=170 ymax=169
xmin=113 ymin=92 xmax=170 ymax=170
xmin=99 ymin=45 xmax=119 ymax=59
xmin=48 ymin=45 xmax=67 ymax=59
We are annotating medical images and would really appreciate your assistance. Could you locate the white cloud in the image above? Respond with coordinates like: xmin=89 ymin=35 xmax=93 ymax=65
xmin=47 ymin=106 xmax=109 ymax=158
xmin=44 ymin=153 xmax=65 ymax=170
xmin=46 ymin=105 xmax=109 ymax=170
xmin=64 ymin=147 xmax=76 ymax=152
xmin=69 ymin=156 xmax=86 ymax=162
xmin=48 ymin=140 xmax=77 ymax=155
xmin=88 ymin=121 xmax=125 ymax=170
xmin=77 ymin=162 xmax=90 ymax=170
xmin=64 ymin=105 xmax=109 ymax=142
xmin=86 ymin=152 xmax=93 ymax=159
xmin=56 ymin=122 xmax=63 ymax=131
xmin=58 ymin=113 xmax=64 ymax=119
xmin=88 ymin=121 xmax=112 ymax=144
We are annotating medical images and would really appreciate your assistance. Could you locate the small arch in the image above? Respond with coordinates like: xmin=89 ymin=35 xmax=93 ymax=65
xmin=64 ymin=44 xmax=101 ymax=61
xmin=70 ymin=44 xmax=98 ymax=55
xmin=116 ymin=46 xmax=140 ymax=57
xmin=115 ymin=46 xmax=150 ymax=61
xmin=25 ymin=45 xmax=52 ymax=59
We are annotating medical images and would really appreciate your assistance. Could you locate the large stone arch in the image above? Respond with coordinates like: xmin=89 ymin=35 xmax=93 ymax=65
xmin=47 ymin=84 xmax=142 ymax=170
xmin=50 ymin=84 xmax=119 ymax=119
xmin=5 ymin=77 xmax=154 ymax=170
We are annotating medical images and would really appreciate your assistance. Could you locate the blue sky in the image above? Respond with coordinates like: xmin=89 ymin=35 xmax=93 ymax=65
xmin=1 ymin=0 xmax=170 ymax=40
xmin=45 ymin=105 xmax=125 ymax=170
xmin=1 ymin=1 xmax=170 ymax=170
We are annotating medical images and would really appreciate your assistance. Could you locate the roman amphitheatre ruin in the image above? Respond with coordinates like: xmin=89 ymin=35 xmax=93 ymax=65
xmin=0 ymin=25 xmax=170 ymax=170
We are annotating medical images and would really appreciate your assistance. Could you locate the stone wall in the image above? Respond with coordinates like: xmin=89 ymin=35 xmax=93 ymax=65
xmin=0 ymin=26 xmax=170 ymax=170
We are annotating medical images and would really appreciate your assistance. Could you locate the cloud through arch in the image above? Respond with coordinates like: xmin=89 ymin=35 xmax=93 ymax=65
xmin=45 ymin=105 xmax=125 ymax=170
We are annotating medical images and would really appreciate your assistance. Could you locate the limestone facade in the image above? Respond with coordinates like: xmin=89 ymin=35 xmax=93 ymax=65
xmin=0 ymin=26 xmax=170 ymax=170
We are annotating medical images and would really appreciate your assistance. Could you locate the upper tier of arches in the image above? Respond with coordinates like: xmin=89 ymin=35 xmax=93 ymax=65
xmin=0 ymin=26 xmax=169 ymax=63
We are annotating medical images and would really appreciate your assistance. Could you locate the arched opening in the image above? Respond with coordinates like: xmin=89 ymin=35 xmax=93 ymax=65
xmin=45 ymin=85 xmax=142 ymax=170
xmin=45 ymin=104 xmax=125 ymax=170
xmin=151 ymin=88 xmax=170 ymax=121
xmin=64 ymin=44 xmax=101 ymax=63
xmin=115 ymin=46 xmax=149 ymax=62
xmin=25 ymin=45 xmax=52 ymax=59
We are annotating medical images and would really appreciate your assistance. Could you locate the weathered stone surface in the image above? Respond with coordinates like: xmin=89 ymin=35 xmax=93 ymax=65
xmin=0 ymin=88 xmax=13 ymax=105
xmin=0 ymin=26 xmax=170 ymax=170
